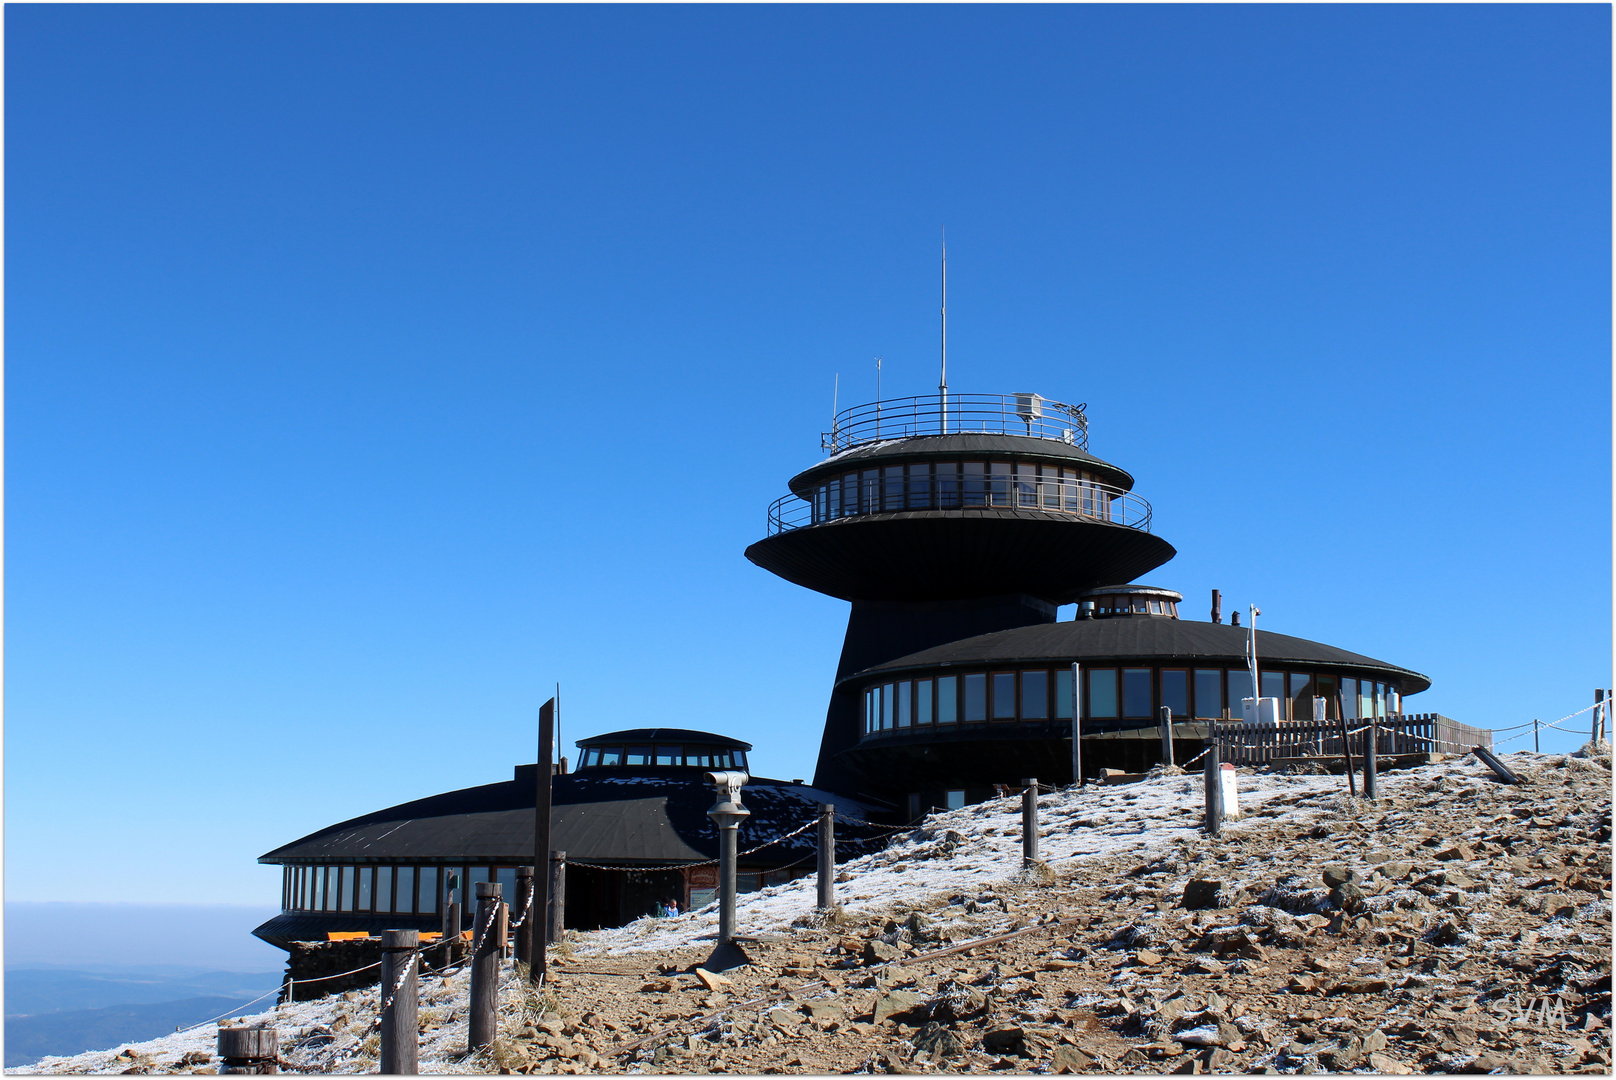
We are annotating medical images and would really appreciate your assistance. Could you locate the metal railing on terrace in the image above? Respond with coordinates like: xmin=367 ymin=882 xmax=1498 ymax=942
xmin=821 ymin=393 xmax=1088 ymax=453
xmin=767 ymin=475 xmax=1152 ymax=536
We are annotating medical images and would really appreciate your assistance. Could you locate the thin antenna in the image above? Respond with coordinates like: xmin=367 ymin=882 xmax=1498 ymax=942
xmin=832 ymin=373 xmax=839 ymax=435
xmin=939 ymin=228 xmax=948 ymax=433
xmin=875 ymin=357 xmax=883 ymax=437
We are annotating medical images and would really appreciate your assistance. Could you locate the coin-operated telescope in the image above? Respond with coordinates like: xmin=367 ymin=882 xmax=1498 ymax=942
xmin=705 ymin=771 xmax=750 ymax=944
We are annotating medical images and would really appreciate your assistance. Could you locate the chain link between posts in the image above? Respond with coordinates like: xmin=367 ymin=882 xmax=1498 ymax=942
xmin=562 ymin=816 xmax=822 ymax=872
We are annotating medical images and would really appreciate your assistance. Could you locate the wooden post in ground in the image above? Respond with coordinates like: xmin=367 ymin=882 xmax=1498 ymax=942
xmin=530 ymin=697 xmax=555 ymax=985
xmin=218 ymin=1025 xmax=278 ymax=1074
xmin=1337 ymin=710 xmax=1357 ymax=798
xmin=1363 ymin=719 xmax=1378 ymax=802
xmin=514 ymin=865 xmax=534 ymax=970
xmin=1203 ymin=727 xmax=1223 ymax=837
xmin=1021 ymin=779 xmax=1040 ymax=865
xmin=1158 ymin=705 xmax=1174 ymax=768
xmin=379 ymin=929 xmax=419 ymax=1075
xmin=444 ymin=898 xmax=462 ymax=966
xmin=548 ymin=851 xmax=566 ymax=944
xmin=469 ymin=882 xmax=502 ymax=1051
xmin=816 ymin=804 xmax=835 ymax=910
xmin=1596 ymin=689 xmax=1606 ymax=745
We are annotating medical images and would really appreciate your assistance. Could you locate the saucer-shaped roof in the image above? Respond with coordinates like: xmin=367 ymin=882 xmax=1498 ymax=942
xmin=847 ymin=618 xmax=1430 ymax=694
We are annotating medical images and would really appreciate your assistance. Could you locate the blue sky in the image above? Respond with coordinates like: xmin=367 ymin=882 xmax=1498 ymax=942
xmin=7 ymin=5 xmax=1609 ymax=906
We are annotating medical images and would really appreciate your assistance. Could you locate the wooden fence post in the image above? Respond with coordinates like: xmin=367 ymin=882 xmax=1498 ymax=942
xmin=379 ymin=929 xmax=419 ymax=1075
xmin=1158 ymin=706 xmax=1174 ymax=767
xmin=1336 ymin=710 xmax=1357 ymax=797
xmin=1203 ymin=732 xmax=1223 ymax=837
xmin=468 ymin=882 xmax=502 ymax=1051
xmin=218 ymin=1025 xmax=278 ymax=1074
xmin=514 ymin=866 xmax=534 ymax=970
xmin=548 ymin=851 xmax=566 ymax=944
xmin=1363 ymin=719 xmax=1378 ymax=802
xmin=816 ymin=804 xmax=835 ymax=910
xmin=1021 ymin=779 xmax=1040 ymax=865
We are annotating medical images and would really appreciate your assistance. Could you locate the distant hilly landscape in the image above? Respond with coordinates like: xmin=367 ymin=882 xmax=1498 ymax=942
xmin=6 ymin=966 xmax=286 ymax=1067
xmin=4 ymin=902 xmax=285 ymax=1067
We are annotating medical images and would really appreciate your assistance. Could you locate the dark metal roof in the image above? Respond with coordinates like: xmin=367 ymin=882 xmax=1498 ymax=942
xmin=847 ymin=618 xmax=1431 ymax=694
xmin=258 ymin=766 xmax=884 ymax=866
xmin=576 ymin=728 xmax=751 ymax=750
xmin=788 ymin=433 xmax=1134 ymax=494
xmin=745 ymin=511 xmax=1176 ymax=604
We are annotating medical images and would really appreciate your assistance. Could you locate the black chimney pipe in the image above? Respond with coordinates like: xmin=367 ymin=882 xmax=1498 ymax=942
xmin=1211 ymin=589 xmax=1222 ymax=624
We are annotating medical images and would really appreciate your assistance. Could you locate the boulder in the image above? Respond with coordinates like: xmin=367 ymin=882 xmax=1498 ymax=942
xmin=871 ymin=991 xmax=928 ymax=1025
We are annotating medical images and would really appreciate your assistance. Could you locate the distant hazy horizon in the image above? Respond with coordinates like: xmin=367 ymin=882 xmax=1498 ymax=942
xmin=6 ymin=903 xmax=285 ymax=973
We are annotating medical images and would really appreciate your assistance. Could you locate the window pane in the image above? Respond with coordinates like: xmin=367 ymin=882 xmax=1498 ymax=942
xmin=377 ymin=867 xmax=393 ymax=913
xmin=882 ymin=684 xmax=895 ymax=730
xmin=1227 ymin=670 xmax=1254 ymax=713
xmin=1015 ymin=463 xmax=1038 ymax=508
xmin=1021 ymin=671 xmax=1048 ymax=719
xmin=1088 ymin=669 xmax=1118 ymax=718
xmin=1193 ymin=670 xmax=1221 ymax=717
xmin=1122 ymin=669 xmax=1152 ymax=717
xmin=626 ymin=745 xmax=652 ymax=766
xmin=936 ymin=462 xmax=960 ymax=508
xmin=418 ymin=867 xmax=439 ymax=914
xmin=945 ymin=789 xmax=966 ymax=810
xmin=1315 ymin=677 xmax=1338 ymax=720
xmin=734 ymin=751 xmax=748 ymax=771
xmin=963 ymin=674 xmax=987 ymax=722
xmin=989 ymin=462 xmax=1012 ymax=506
xmin=938 ymin=676 xmax=958 ymax=724
xmin=322 ymin=867 xmax=335 ymax=912
xmin=865 ymin=688 xmax=876 ymax=733
xmin=917 ymin=679 xmax=933 ymax=725
xmin=397 ymin=867 xmax=415 ymax=914
xmin=1261 ymin=671 xmax=1285 ymax=702
xmin=842 ymin=473 xmax=858 ymax=516
xmin=497 ymin=867 xmax=517 ymax=907
xmin=1161 ymin=670 xmax=1188 ymax=718
xmin=992 ymin=673 xmax=1016 ymax=719
xmin=883 ymin=465 xmax=905 ymax=511
xmin=907 ymin=462 xmax=931 ymax=509
xmin=358 ymin=867 xmax=373 ymax=911
xmin=599 ymin=747 xmax=622 ymax=766
xmin=861 ymin=469 xmax=879 ymax=513
xmin=897 ymin=681 xmax=912 ymax=728
xmin=1055 ymin=669 xmax=1073 ymax=719
xmin=655 ymin=746 xmax=679 ymax=766
xmin=962 ymin=461 xmax=988 ymax=506
xmin=1288 ymin=673 xmax=1312 ymax=721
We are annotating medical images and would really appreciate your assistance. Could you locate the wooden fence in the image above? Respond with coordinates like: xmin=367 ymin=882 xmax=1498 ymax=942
xmin=1213 ymin=713 xmax=1491 ymax=767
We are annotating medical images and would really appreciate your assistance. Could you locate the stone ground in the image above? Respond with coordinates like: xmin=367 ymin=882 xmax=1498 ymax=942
xmin=20 ymin=748 xmax=1611 ymax=1075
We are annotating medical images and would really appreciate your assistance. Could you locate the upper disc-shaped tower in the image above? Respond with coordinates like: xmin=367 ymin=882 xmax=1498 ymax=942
xmin=745 ymin=393 xmax=1176 ymax=604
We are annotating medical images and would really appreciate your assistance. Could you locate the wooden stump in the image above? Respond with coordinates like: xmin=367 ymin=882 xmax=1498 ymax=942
xmin=218 ymin=1025 xmax=277 ymax=1074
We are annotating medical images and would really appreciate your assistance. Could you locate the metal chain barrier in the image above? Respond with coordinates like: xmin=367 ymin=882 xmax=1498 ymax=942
xmin=321 ymin=944 xmax=425 ymax=1067
xmin=564 ymin=816 xmax=821 ymax=872
xmin=1492 ymin=701 xmax=1604 ymax=750
xmin=507 ymin=879 xmax=536 ymax=930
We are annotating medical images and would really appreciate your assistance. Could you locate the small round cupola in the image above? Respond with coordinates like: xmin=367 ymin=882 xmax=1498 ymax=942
xmin=1075 ymin=585 xmax=1183 ymax=619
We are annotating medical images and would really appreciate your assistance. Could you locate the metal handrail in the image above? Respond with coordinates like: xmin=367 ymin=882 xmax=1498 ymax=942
xmin=821 ymin=393 xmax=1088 ymax=453
xmin=766 ymin=477 xmax=1153 ymax=536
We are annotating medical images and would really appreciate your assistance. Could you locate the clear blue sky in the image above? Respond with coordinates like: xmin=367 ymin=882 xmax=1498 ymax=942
xmin=7 ymin=5 xmax=1609 ymax=906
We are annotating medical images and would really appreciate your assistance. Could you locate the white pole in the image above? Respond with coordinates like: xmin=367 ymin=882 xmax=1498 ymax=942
xmin=1071 ymin=662 xmax=1082 ymax=786
xmin=939 ymin=228 xmax=948 ymax=434
xmin=1247 ymin=604 xmax=1261 ymax=723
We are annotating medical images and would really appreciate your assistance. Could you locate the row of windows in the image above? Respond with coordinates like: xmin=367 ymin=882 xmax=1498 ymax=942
xmin=1090 ymin=596 xmax=1179 ymax=617
xmin=861 ymin=667 xmax=1402 ymax=733
xmin=578 ymin=745 xmax=747 ymax=769
xmin=809 ymin=460 xmax=1114 ymax=524
xmin=284 ymin=864 xmax=526 ymax=915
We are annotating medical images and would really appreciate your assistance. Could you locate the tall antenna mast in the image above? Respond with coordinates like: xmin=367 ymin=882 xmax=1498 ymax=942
xmin=939 ymin=227 xmax=948 ymax=434
xmin=875 ymin=357 xmax=883 ymax=437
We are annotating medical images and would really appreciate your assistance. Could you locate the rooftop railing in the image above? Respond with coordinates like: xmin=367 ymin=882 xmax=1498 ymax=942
xmin=767 ymin=475 xmax=1152 ymax=536
xmin=821 ymin=393 xmax=1088 ymax=454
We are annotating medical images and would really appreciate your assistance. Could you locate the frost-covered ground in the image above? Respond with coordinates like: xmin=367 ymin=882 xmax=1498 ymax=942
xmin=15 ymin=750 xmax=1569 ymax=1075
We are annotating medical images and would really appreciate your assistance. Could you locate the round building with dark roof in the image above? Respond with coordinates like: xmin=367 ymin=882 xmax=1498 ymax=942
xmin=746 ymin=392 xmax=1441 ymax=814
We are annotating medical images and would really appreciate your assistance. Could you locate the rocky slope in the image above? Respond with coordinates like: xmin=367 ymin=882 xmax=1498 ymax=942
xmin=19 ymin=747 xmax=1610 ymax=1075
